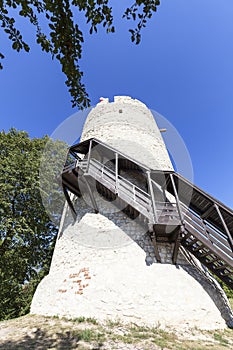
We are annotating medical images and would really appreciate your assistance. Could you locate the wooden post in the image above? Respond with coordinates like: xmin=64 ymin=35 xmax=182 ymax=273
xmin=169 ymin=173 xmax=184 ymax=225
xmin=86 ymin=139 xmax=93 ymax=173
xmin=62 ymin=185 xmax=77 ymax=221
xmin=151 ymin=233 xmax=161 ymax=263
xmin=133 ymin=185 xmax=136 ymax=202
xmin=82 ymin=176 xmax=99 ymax=214
xmin=172 ymin=228 xmax=181 ymax=265
xmin=169 ymin=174 xmax=185 ymax=264
xmin=214 ymin=203 xmax=233 ymax=252
xmin=115 ymin=152 xmax=118 ymax=194
xmin=147 ymin=171 xmax=157 ymax=224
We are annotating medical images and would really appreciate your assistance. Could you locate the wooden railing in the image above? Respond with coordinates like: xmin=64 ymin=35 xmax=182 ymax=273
xmin=86 ymin=158 xmax=153 ymax=221
xmin=181 ymin=203 xmax=233 ymax=263
xmin=155 ymin=201 xmax=180 ymax=225
xmin=65 ymin=157 xmax=233 ymax=266
xmin=63 ymin=160 xmax=78 ymax=173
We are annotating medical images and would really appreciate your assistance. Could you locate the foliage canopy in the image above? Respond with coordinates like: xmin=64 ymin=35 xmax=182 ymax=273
xmin=0 ymin=0 xmax=161 ymax=108
xmin=0 ymin=129 xmax=65 ymax=320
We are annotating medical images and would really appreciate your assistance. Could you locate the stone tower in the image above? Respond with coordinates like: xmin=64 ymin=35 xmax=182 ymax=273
xmin=31 ymin=96 xmax=233 ymax=330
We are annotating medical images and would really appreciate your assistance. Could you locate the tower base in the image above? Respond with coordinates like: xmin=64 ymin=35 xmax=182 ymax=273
xmin=31 ymin=212 xmax=233 ymax=330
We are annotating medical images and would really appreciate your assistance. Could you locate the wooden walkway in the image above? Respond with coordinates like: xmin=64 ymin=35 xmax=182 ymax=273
xmin=62 ymin=138 xmax=233 ymax=289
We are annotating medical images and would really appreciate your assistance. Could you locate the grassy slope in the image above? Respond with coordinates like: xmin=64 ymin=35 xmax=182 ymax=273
xmin=0 ymin=312 xmax=233 ymax=350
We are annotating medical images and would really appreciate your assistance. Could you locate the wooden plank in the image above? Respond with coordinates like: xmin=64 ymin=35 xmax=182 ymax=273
xmin=118 ymin=191 xmax=152 ymax=219
xmin=62 ymin=185 xmax=77 ymax=220
xmin=62 ymin=177 xmax=81 ymax=197
xmin=82 ymin=176 xmax=98 ymax=213
xmin=169 ymin=173 xmax=184 ymax=225
xmin=192 ymin=244 xmax=204 ymax=252
xmin=172 ymin=229 xmax=181 ymax=264
xmin=206 ymin=234 xmax=232 ymax=257
xmin=185 ymin=238 xmax=198 ymax=246
xmin=202 ymin=223 xmax=230 ymax=251
xmin=213 ymin=264 xmax=227 ymax=270
xmin=201 ymin=204 xmax=215 ymax=219
xmin=173 ymin=172 xmax=233 ymax=236
xmin=185 ymin=218 xmax=233 ymax=256
xmin=222 ymin=270 xmax=233 ymax=276
xmin=115 ymin=152 xmax=119 ymax=193
xmin=214 ymin=203 xmax=233 ymax=251
xmin=184 ymin=217 xmax=232 ymax=259
xmin=86 ymin=139 xmax=93 ymax=173
xmin=151 ymin=234 xmax=161 ymax=263
xmin=184 ymin=221 xmax=208 ymax=241
xmin=182 ymin=223 xmax=233 ymax=266
xmin=199 ymin=250 xmax=211 ymax=258
xmin=205 ymin=256 xmax=225 ymax=264
xmin=183 ymin=209 xmax=205 ymax=227
xmin=147 ymin=171 xmax=158 ymax=224
xmin=186 ymin=222 xmax=233 ymax=262
xmin=118 ymin=181 xmax=151 ymax=206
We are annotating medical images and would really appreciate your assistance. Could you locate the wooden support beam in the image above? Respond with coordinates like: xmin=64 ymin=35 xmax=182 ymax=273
xmin=57 ymin=200 xmax=69 ymax=240
xmin=192 ymin=244 xmax=204 ymax=252
xmin=200 ymin=217 xmax=212 ymax=241
xmin=199 ymin=250 xmax=210 ymax=258
xmin=205 ymin=256 xmax=219 ymax=264
xmin=180 ymin=232 xmax=192 ymax=241
xmin=222 ymin=270 xmax=233 ymax=276
xmin=169 ymin=174 xmax=186 ymax=267
xmin=150 ymin=233 xmax=161 ymax=263
xmin=115 ymin=152 xmax=119 ymax=194
xmin=172 ymin=229 xmax=181 ymax=264
xmin=185 ymin=238 xmax=198 ymax=246
xmin=213 ymin=264 xmax=227 ymax=270
xmin=201 ymin=204 xmax=214 ymax=220
xmin=70 ymin=150 xmax=79 ymax=159
xmin=214 ymin=203 xmax=233 ymax=252
xmin=62 ymin=185 xmax=77 ymax=221
xmin=169 ymin=174 xmax=184 ymax=226
xmin=147 ymin=171 xmax=158 ymax=224
xmin=82 ymin=176 xmax=99 ymax=213
xmin=86 ymin=139 xmax=93 ymax=173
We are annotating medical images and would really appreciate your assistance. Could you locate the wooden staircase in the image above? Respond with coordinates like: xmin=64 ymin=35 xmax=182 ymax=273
xmin=61 ymin=137 xmax=233 ymax=289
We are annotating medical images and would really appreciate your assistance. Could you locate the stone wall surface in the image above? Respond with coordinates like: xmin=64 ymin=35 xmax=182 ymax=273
xmin=81 ymin=96 xmax=173 ymax=171
xmin=31 ymin=208 xmax=233 ymax=330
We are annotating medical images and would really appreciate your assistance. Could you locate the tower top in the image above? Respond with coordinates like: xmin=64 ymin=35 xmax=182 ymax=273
xmin=81 ymin=96 xmax=173 ymax=171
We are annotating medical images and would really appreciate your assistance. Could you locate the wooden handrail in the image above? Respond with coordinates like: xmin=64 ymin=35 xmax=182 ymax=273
xmin=63 ymin=157 xmax=233 ymax=271
xmin=63 ymin=143 xmax=233 ymax=287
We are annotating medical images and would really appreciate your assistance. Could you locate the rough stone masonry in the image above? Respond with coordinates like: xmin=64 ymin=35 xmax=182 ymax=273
xmin=31 ymin=96 xmax=233 ymax=330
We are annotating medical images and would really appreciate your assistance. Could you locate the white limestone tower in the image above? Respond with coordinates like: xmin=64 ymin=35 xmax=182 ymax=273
xmin=80 ymin=96 xmax=173 ymax=171
xmin=31 ymin=96 xmax=233 ymax=330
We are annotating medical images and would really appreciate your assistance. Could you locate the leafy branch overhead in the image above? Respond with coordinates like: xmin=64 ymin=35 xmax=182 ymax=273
xmin=0 ymin=1 xmax=160 ymax=109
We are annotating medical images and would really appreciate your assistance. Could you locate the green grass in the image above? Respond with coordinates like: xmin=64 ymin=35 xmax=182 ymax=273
xmin=213 ymin=332 xmax=229 ymax=346
xmin=72 ymin=316 xmax=98 ymax=325
xmin=0 ymin=314 xmax=233 ymax=349
xmin=78 ymin=328 xmax=105 ymax=343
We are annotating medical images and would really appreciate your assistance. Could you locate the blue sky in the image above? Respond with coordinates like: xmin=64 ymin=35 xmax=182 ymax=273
xmin=0 ymin=0 xmax=233 ymax=208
